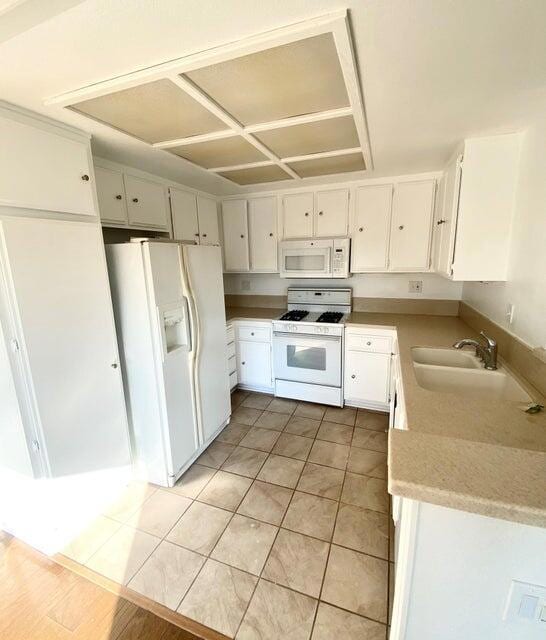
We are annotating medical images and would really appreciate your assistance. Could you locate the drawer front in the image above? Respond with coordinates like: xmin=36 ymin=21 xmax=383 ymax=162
xmin=226 ymin=325 xmax=235 ymax=344
xmin=229 ymin=371 xmax=238 ymax=389
xmin=346 ymin=333 xmax=392 ymax=354
xmin=227 ymin=342 xmax=236 ymax=359
xmin=236 ymin=325 xmax=271 ymax=343
xmin=228 ymin=354 xmax=236 ymax=374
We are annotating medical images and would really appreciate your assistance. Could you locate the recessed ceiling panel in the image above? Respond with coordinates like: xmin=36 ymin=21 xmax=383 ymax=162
xmin=70 ymin=79 xmax=226 ymax=143
xmin=169 ymin=136 xmax=266 ymax=168
xmin=289 ymin=152 xmax=366 ymax=178
xmin=218 ymin=165 xmax=292 ymax=185
xmin=184 ymin=33 xmax=350 ymax=125
xmin=255 ymin=115 xmax=359 ymax=158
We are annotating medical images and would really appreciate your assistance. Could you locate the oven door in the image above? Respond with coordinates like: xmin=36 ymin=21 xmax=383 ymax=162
xmin=279 ymin=246 xmax=332 ymax=278
xmin=273 ymin=331 xmax=341 ymax=387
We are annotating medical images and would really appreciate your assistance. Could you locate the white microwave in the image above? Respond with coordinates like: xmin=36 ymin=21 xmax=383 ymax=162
xmin=279 ymin=238 xmax=350 ymax=279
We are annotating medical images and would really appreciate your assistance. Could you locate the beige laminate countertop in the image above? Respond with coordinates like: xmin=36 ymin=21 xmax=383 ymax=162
xmin=226 ymin=307 xmax=546 ymax=528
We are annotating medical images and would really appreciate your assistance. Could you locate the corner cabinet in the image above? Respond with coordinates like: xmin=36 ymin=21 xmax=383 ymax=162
xmin=221 ymin=196 xmax=278 ymax=273
xmin=433 ymin=133 xmax=522 ymax=281
xmin=344 ymin=327 xmax=395 ymax=411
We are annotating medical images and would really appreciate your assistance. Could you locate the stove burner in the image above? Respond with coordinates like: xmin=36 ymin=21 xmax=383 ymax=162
xmin=316 ymin=312 xmax=343 ymax=324
xmin=279 ymin=309 xmax=309 ymax=322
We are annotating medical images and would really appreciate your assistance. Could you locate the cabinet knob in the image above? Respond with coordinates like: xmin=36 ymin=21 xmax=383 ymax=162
xmin=111 ymin=363 xmax=118 ymax=369
xmin=366 ymin=341 xmax=372 ymax=346
xmin=194 ymin=233 xmax=199 ymax=237
xmin=318 ymin=211 xmax=324 ymax=216
xmin=351 ymin=374 xmax=356 ymax=379
xmin=240 ymin=234 xmax=244 ymax=238
xmin=398 ymin=225 xmax=404 ymax=230
xmin=251 ymin=332 xmax=255 ymax=336
xmin=241 ymin=361 xmax=245 ymax=365
xmin=115 ymin=194 xmax=122 ymax=200
xmin=437 ymin=219 xmax=447 ymax=225
xmin=81 ymin=174 xmax=90 ymax=181
xmin=304 ymin=212 xmax=309 ymax=217
xmin=269 ymin=233 xmax=273 ymax=237
xmin=203 ymin=233 xmax=207 ymax=237
xmin=359 ymin=227 xmax=364 ymax=232
xmin=132 ymin=197 xmax=139 ymax=203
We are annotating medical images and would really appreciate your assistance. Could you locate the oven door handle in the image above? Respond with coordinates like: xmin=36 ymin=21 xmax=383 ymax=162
xmin=273 ymin=331 xmax=341 ymax=342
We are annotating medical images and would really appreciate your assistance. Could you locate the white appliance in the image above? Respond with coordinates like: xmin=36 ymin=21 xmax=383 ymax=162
xmin=273 ymin=287 xmax=351 ymax=406
xmin=106 ymin=240 xmax=231 ymax=487
xmin=279 ymin=237 xmax=350 ymax=278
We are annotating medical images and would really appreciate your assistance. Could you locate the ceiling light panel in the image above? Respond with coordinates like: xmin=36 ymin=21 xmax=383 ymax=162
xmin=70 ymin=79 xmax=226 ymax=143
xmin=255 ymin=115 xmax=360 ymax=158
xmin=184 ymin=33 xmax=350 ymax=126
xmin=218 ymin=165 xmax=292 ymax=185
xmin=169 ymin=136 xmax=266 ymax=168
xmin=288 ymin=152 xmax=366 ymax=178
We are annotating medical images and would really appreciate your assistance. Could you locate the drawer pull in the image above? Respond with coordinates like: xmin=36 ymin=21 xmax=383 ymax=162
xmin=366 ymin=341 xmax=372 ymax=346
xmin=351 ymin=374 xmax=356 ymax=379
xmin=251 ymin=332 xmax=255 ymax=336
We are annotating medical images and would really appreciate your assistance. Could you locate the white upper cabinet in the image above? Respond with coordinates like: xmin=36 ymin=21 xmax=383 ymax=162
xmin=95 ymin=166 xmax=127 ymax=224
xmin=435 ymin=155 xmax=461 ymax=277
xmin=196 ymin=195 xmax=220 ymax=245
xmin=222 ymin=199 xmax=250 ymax=272
xmin=438 ymin=134 xmax=521 ymax=281
xmin=248 ymin=196 xmax=278 ymax=272
xmin=0 ymin=108 xmax=96 ymax=216
xmin=282 ymin=192 xmax=314 ymax=238
xmin=170 ymin=188 xmax=199 ymax=242
xmin=315 ymin=189 xmax=349 ymax=237
xmin=389 ymin=180 xmax=435 ymax=271
xmin=124 ymin=174 xmax=169 ymax=229
xmin=351 ymin=184 xmax=392 ymax=271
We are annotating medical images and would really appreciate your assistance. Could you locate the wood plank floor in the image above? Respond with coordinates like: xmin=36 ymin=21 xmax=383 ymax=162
xmin=0 ymin=531 xmax=201 ymax=640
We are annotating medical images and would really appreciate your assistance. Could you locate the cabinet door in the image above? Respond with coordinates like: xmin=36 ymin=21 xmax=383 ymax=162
xmin=389 ymin=180 xmax=435 ymax=271
xmin=0 ymin=114 xmax=96 ymax=216
xmin=344 ymin=351 xmax=391 ymax=404
xmin=170 ymin=188 xmax=199 ymax=243
xmin=222 ymin=200 xmax=249 ymax=272
xmin=315 ymin=189 xmax=349 ymax=237
xmin=95 ymin=166 xmax=127 ymax=224
xmin=237 ymin=340 xmax=271 ymax=388
xmin=430 ymin=173 xmax=446 ymax=272
xmin=282 ymin=192 xmax=313 ymax=239
xmin=248 ymin=197 xmax=277 ymax=272
xmin=437 ymin=155 xmax=462 ymax=277
xmin=197 ymin=196 xmax=220 ymax=245
xmin=351 ymin=185 xmax=392 ymax=271
xmin=124 ymin=174 xmax=169 ymax=229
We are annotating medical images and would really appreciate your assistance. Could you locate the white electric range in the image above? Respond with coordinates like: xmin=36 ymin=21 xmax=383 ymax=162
xmin=272 ymin=287 xmax=351 ymax=407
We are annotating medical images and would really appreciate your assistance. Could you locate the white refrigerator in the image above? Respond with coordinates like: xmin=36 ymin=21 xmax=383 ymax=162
xmin=106 ymin=240 xmax=231 ymax=487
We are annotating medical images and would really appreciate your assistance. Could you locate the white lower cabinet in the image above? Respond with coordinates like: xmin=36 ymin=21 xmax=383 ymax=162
xmin=234 ymin=321 xmax=273 ymax=392
xmin=226 ymin=323 xmax=237 ymax=390
xmin=344 ymin=327 xmax=395 ymax=410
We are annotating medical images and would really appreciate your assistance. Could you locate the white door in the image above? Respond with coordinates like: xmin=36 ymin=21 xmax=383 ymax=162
xmin=352 ymin=184 xmax=392 ymax=271
xmin=124 ymin=174 xmax=169 ymax=229
xmin=283 ymin=192 xmax=314 ymax=239
xmin=184 ymin=245 xmax=230 ymax=442
xmin=143 ymin=242 xmax=199 ymax=477
xmin=170 ymin=188 xmax=199 ymax=243
xmin=0 ymin=114 xmax=96 ymax=216
xmin=0 ymin=217 xmax=130 ymax=477
xmin=95 ymin=166 xmax=128 ymax=224
xmin=248 ymin=197 xmax=277 ymax=272
xmin=222 ymin=199 xmax=250 ymax=272
xmin=437 ymin=155 xmax=462 ymax=277
xmin=315 ymin=189 xmax=349 ymax=237
xmin=344 ymin=351 xmax=391 ymax=404
xmin=197 ymin=196 xmax=220 ymax=245
xmin=389 ymin=180 xmax=435 ymax=271
xmin=237 ymin=341 xmax=271 ymax=388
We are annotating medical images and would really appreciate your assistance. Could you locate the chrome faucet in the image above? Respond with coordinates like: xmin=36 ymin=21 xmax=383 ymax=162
xmin=453 ymin=331 xmax=498 ymax=370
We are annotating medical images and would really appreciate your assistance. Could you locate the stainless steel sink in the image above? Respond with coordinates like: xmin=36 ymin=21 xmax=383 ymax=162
xmin=411 ymin=347 xmax=481 ymax=369
xmin=413 ymin=362 xmax=532 ymax=402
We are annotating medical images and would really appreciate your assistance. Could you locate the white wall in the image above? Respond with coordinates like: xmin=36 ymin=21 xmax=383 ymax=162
xmin=224 ymin=272 xmax=463 ymax=300
xmin=462 ymin=114 xmax=546 ymax=349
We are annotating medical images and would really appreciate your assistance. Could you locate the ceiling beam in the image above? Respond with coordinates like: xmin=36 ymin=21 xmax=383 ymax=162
xmin=153 ymin=129 xmax=236 ymax=149
xmin=208 ymin=160 xmax=274 ymax=173
xmin=245 ymin=106 xmax=353 ymax=134
xmin=282 ymin=147 xmax=362 ymax=164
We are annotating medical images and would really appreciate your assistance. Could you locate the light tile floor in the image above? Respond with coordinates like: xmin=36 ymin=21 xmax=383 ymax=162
xmin=61 ymin=390 xmax=395 ymax=639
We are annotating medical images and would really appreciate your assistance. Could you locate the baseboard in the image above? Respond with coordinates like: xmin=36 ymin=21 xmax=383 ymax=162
xmin=344 ymin=399 xmax=390 ymax=412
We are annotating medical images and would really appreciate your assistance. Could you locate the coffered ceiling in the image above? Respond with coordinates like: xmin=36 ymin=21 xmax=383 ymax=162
xmin=50 ymin=13 xmax=372 ymax=186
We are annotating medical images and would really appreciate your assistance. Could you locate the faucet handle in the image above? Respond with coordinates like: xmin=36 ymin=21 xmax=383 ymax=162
xmin=479 ymin=331 xmax=497 ymax=348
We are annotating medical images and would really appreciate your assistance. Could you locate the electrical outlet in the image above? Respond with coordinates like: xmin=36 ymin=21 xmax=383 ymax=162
xmin=506 ymin=303 xmax=515 ymax=325
xmin=241 ymin=280 xmax=251 ymax=292
xmin=409 ymin=280 xmax=423 ymax=293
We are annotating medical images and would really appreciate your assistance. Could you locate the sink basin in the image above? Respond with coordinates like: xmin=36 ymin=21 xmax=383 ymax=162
xmin=413 ymin=363 xmax=532 ymax=402
xmin=411 ymin=347 xmax=481 ymax=369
